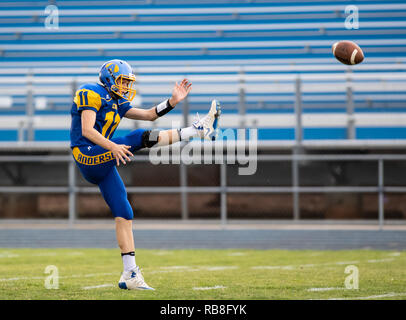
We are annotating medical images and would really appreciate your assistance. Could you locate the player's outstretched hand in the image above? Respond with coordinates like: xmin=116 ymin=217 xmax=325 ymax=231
xmin=110 ymin=143 xmax=133 ymax=166
xmin=169 ymin=78 xmax=192 ymax=106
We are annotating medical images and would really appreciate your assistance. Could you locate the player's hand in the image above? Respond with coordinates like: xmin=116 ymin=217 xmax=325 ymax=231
xmin=110 ymin=143 xmax=133 ymax=166
xmin=169 ymin=78 xmax=192 ymax=106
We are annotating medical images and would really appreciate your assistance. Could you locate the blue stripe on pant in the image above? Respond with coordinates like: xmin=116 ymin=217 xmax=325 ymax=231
xmin=73 ymin=128 xmax=148 ymax=220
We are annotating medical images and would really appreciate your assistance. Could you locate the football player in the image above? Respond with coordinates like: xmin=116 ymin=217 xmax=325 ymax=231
xmin=70 ymin=59 xmax=221 ymax=290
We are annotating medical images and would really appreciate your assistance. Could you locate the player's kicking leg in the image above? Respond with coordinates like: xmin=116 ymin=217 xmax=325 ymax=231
xmin=152 ymin=99 xmax=222 ymax=147
xmin=180 ymin=99 xmax=221 ymax=142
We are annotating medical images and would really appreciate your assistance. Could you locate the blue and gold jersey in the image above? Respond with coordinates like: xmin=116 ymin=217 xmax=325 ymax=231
xmin=70 ymin=83 xmax=133 ymax=148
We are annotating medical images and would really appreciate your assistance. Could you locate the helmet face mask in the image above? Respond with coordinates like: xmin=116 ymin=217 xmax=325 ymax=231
xmin=111 ymin=74 xmax=136 ymax=101
xmin=99 ymin=59 xmax=137 ymax=102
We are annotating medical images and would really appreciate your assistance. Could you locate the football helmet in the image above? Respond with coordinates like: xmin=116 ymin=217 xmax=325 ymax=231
xmin=99 ymin=59 xmax=136 ymax=101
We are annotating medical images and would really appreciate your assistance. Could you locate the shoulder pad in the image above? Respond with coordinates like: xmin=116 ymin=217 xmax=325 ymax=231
xmin=74 ymin=84 xmax=103 ymax=111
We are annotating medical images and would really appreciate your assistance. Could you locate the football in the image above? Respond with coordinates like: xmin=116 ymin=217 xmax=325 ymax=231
xmin=332 ymin=40 xmax=364 ymax=65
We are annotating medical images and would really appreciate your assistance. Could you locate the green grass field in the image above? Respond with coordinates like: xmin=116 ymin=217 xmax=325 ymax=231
xmin=0 ymin=248 xmax=405 ymax=300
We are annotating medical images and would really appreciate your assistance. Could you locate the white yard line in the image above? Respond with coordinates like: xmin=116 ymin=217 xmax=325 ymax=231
xmin=324 ymin=292 xmax=406 ymax=300
xmin=148 ymin=268 xmax=200 ymax=274
xmin=228 ymin=252 xmax=246 ymax=256
xmin=367 ymin=258 xmax=394 ymax=263
xmin=307 ymin=287 xmax=343 ymax=292
xmin=67 ymin=252 xmax=85 ymax=256
xmin=159 ymin=266 xmax=237 ymax=271
xmin=332 ymin=261 xmax=360 ymax=265
xmin=0 ymin=272 xmax=117 ymax=282
xmin=252 ymin=265 xmax=296 ymax=270
xmin=30 ymin=252 xmax=58 ymax=257
xmin=252 ymin=261 xmax=358 ymax=270
xmin=149 ymin=266 xmax=238 ymax=274
xmin=204 ymin=266 xmax=238 ymax=271
xmin=0 ymin=251 xmax=85 ymax=258
xmin=251 ymin=257 xmax=397 ymax=271
xmin=0 ymin=276 xmax=44 ymax=282
xmin=160 ymin=266 xmax=191 ymax=270
xmin=0 ymin=252 xmax=19 ymax=258
xmin=151 ymin=251 xmax=173 ymax=256
xmin=388 ymin=252 xmax=401 ymax=257
xmin=82 ymin=284 xmax=114 ymax=290
xmin=193 ymin=285 xmax=226 ymax=291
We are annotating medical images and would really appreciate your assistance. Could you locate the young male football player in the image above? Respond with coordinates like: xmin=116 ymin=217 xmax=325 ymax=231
xmin=70 ymin=59 xmax=221 ymax=290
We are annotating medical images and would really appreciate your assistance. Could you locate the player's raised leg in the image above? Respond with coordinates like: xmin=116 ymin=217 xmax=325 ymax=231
xmin=73 ymin=97 xmax=222 ymax=177
xmin=190 ymin=99 xmax=222 ymax=141
xmin=150 ymin=99 xmax=222 ymax=147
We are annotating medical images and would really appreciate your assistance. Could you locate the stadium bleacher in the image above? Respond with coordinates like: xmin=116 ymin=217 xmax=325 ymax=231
xmin=1 ymin=0 xmax=406 ymax=141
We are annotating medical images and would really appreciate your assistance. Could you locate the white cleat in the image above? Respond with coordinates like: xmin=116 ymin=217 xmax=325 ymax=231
xmin=192 ymin=100 xmax=221 ymax=141
xmin=118 ymin=266 xmax=155 ymax=290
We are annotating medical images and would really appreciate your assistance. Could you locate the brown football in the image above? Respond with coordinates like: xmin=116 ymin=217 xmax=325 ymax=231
xmin=332 ymin=41 xmax=364 ymax=65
